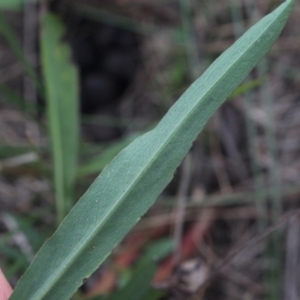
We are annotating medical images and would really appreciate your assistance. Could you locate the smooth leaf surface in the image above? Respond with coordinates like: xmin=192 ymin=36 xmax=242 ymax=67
xmin=10 ymin=1 xmax=294 ymax=299
xmin=40 ymin=13 xmax=79 ymax=222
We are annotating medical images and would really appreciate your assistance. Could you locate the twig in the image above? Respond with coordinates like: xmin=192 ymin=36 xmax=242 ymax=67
xmin=173 ymin=154 xmax=193 ymax=265
xmin=283 ymin=215 xmax=300 ymax=300
xmin=192 ymin=209 xmax=300 ymax=299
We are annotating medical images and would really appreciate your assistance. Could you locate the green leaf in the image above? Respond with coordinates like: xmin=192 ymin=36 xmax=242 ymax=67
xmin=0 ymin=0 xmax=40 ymax=10
xmin=92 ymin=239 xmax=173 ymax=300
xmin=0 ymin=0 xmax=23 ymax=10
xmin=92 ymin=262 xmax=155 ymax=300
xmin=77 ymin=134 xmax=140 ymax=178
xmin=9 ymin=1 xmax=294 ymax=299
xmin=141 ymin=238 xmax=174 ymax=262
xmin=229 ymin=77 xmax=266 ymax=100
xmin=40 ymin=13 xmax=79 ymax=222
xmin=0 ymin=0 xmax=22 ymax=9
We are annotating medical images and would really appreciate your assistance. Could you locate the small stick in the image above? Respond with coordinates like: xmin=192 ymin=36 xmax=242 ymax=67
xmin=173 ymin=154 xmax=193 ymax=266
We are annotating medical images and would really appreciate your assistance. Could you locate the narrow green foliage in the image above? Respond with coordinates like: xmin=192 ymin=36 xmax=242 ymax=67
xmin=0 ymin=0 xmax=40 ymax=10
xmin=74 ymin=3 xmax=149 ymax=33
xmin=229 ymin=77 xmax=266 ymax=99
xmin=0 ymin=12 xmax=43 ymax=94
xmin=92 ymin=239 xmax=173 ymax=300
xmin=0 ymin=0 xmax=23 ymax=9
xmin=10 ymin=1 xmax=294 ymax=299
xmin=77 ymin=134 xmax=139 ymax=177
xmin=98 ymin=263 xmax=156 ymax=300
xmin=0 ymin=82 xmax=38 ymax=116
xmin=40 ymin=13 xmax=79 ymax=223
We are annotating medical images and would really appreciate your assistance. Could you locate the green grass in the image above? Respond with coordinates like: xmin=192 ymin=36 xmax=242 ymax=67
xmin=41 ymin=13 xmax=80 ymax=223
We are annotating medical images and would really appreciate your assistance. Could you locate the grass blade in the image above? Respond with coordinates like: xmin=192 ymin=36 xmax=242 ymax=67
xmin=91 ymin=239 xmax=173 ymax=300
xmin=9 ymin=1 xmax=294 ymax=299
xmin=0 ymin=12 xmax=43 ymax=94
xmin=229 ymin=77 xmax=266 ymax=100
xmin=40 ymin=13 xmax=79 ymax=223
xmin=0 ymin=0 xmax=23 ymax=9
xmin=0 ymin=0 xmax=41 ymax=10
xmin=77 ymin=134 xmax=140 ymax=178
xmin=0 ymin=82 xmax=39 ymax=116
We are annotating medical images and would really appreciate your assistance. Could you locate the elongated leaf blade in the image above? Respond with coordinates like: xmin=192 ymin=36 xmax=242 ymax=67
xmin=10 ymin=1 xmax=294 ymax=299
xmin=40 ymin=13 xmax=79 ymax=222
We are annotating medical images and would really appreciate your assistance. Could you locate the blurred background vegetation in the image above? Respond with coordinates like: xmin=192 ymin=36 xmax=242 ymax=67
xmin=0 ymin=0 xmax=299 ymax=299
